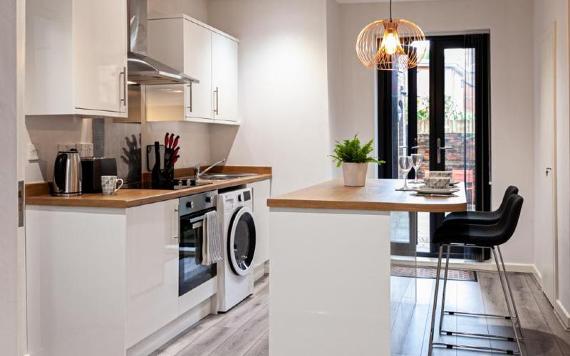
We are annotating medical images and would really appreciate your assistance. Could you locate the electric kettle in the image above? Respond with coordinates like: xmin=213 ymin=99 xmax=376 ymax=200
xmin=52 ymin=149 xmax=82 ymax=196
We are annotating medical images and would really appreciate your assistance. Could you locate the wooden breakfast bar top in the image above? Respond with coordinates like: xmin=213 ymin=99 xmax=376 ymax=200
xmin=267 ymin=179 xmax=467 ymax=213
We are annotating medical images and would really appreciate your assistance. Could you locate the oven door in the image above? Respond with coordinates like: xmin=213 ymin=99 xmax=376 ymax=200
xmin=227 ymin=206 xmax=256 ymax=276
xmin=179 ymin=209 xmax=217 ymax=296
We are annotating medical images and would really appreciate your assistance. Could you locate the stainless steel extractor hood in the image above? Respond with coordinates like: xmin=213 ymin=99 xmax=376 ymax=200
xmin=128 ymin=0 xmax=198 ymax=85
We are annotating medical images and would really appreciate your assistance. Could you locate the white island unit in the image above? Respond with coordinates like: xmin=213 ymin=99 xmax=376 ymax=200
xmin=267 ymin=179 xmax=466 ymax=356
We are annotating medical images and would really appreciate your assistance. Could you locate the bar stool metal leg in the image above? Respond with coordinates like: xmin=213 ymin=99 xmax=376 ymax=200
xmin=492 ymin=247 xmax=524 ymax=356
xmin=438 ymin=245 xmax=451 ymax=334
xmin=497 ymin=246 xmax=524 ymax=338
xmin=430 ymin=245 xmax=524 ymax=355
xmin=428 ymin=245 xmax=444 ymax=356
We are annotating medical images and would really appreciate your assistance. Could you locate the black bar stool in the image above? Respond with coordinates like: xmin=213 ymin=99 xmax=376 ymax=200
xmin=443 ymin=185 xmax=519 ymax=225
xmin=428 ymin=193 xmax=525 ymax=356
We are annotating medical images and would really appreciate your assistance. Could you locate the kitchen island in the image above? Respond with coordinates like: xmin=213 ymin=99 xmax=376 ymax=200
xmin=266 ymin=179 xmax=467 ymax=356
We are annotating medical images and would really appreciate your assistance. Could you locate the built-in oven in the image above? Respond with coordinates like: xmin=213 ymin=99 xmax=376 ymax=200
xmin=178 ymin=190 xmax=218 ymax=297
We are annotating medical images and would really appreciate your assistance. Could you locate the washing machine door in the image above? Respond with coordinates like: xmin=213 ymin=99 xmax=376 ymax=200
xmin=228 ymin=206 xmax=256 ymax=276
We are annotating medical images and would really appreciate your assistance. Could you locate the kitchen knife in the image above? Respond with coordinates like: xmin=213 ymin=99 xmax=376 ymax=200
xmin=172 ymin=135 xmax=180 ymax=150
xmin=164 ymin=133 xmax=170 ymax=149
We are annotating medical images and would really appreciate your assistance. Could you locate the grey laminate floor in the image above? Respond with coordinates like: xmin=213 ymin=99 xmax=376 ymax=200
xmin=154 ymin=272 xmax=570 ymax=356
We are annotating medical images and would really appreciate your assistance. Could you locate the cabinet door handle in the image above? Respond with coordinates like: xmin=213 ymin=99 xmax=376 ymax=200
xmin=172 ymin=207 xmax=179 ymax=240
xmin=214 ymin=87 xmax=219 ymax=115
xmin=119 ymin=67 xmax=127 ymax=107
xmin=186 ymin=84 xmax=193 ymax=113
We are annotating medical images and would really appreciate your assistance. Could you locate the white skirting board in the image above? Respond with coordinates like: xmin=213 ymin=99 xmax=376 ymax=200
xmin=392 ymin=256 xmax=538 ymax=274
xmin=127 ymin=297 xmax=215 ymax=356
xmin=253 ymin=262 xmax=269 ymax=281
xmin=555 ymin=300 xmax=570 ymax=330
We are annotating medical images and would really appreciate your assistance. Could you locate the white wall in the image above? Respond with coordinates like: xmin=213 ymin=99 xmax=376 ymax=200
xmin=25 ymin=117 xmax=92 ymax=181
xmin=533 ymin=0 xmax=570 ymax=324
xmin=148 ymin=0 xmax=208 ymax=22
xmin=333 ymin=0 xmax=536 ymax=264
xmin=0 ymin=0 xmax=20 ymax=354
xmin=208 ymin=0 xmax=333 ymax=195
xmin=142 ymin=121 xmax=212 ymax=171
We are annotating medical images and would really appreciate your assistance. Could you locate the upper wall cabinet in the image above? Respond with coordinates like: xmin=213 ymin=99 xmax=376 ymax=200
xmin=212 ymin=32 xmax=239 ymax=123
xmin=147 ymin=15 xmax=239 ymax=124
xmin=26 ymin=0 xmax=128 ymax=118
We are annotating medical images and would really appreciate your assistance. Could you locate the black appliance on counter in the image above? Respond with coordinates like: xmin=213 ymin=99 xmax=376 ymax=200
xmin=178 ymin=190 xmax=218 ymax=296
xmin=81 ymin=157 xmax=118 ymax=193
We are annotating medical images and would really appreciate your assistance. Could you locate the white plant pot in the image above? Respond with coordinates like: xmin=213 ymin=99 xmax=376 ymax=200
xmin=342 ymin=162 xmax=368 ymax=187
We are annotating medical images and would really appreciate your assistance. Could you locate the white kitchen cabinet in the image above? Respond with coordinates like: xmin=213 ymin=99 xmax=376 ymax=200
xmin=212 ymin=32 xmax=239 ymax=122
xmin=26 ymin=0 xmax=128 ymax=118
xmin=125 ymin=199 xmax=179 ymax=348
xmin=26 ymin=198 xmax=217 ymax=356
xmin=147 ymin=15 xmax=239 ymax=124
xmin=184 ymin=20 xmax=213 ymax=119
xmin=250 ymin=180 xmax=272 ymax=268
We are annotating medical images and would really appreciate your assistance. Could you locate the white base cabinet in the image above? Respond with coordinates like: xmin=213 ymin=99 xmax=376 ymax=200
xmin=146 ymin=15 xmax=239 ymax=124
xmin=26 ymin=0 xmax=128 ymax=118
xmin=250 ymin=180 xmax=272 ymax=268
xmin=26 ymin=199 xmax=217 ymax=356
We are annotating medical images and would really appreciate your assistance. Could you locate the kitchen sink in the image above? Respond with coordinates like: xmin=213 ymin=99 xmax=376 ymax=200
xmin=199 ymin=173 xmax=257 ymax=181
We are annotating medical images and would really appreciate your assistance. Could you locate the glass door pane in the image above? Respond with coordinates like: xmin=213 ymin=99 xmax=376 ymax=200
xmin=414 ymin=40 xmax=431 ymax=253
xmin=390 ymin=65 xmax=413 ymax=254
xmin=443 ymin=48 xmax=476 ymax=211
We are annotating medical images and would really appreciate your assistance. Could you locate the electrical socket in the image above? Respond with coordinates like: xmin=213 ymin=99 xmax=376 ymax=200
xmin=76 ymin=143 xmax=94 ymax=158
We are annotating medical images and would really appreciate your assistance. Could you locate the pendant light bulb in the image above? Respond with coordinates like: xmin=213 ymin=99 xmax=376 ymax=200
xmin=381 ymin=28 xmax=400 ymax=55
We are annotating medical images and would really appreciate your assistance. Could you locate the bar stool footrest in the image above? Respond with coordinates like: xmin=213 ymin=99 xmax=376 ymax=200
xmin=440 ymin=329 xmax=515 ymax=342
xmin=445 ymin=310 xmax=513 ymax=320
xmin=432 ymin=342 xmax=520 ymax=355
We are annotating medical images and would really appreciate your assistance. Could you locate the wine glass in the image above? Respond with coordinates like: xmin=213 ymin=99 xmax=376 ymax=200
xmin=411 ymin=153 xmax=424 ymax=184
xmin=398 ymin=156 xmax=413 ymax=190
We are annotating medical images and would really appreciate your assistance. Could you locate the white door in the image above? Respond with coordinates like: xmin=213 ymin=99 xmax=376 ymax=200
xmin=534 ymin=22 xmax=558 ymax=304
xmin=212 ymin=32 xmax=239 ymax=122
xmin=73 ymin=0 xmax=127 ymax=114
xmin=184 ymin=20 xmax=213 ymax=119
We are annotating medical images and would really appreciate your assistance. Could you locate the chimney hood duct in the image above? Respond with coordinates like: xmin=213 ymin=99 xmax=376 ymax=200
xmin=127 ymin=0 xmax=198 ymax=85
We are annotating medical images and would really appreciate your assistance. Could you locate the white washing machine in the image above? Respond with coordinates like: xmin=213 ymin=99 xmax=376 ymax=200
xmin=217 ymin=187 xmax=256 ymax=312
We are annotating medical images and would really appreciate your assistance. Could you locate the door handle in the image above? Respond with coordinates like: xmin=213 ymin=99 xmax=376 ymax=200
xmin=213 ymin=87 xmax=219 ymax=116
xmin=546 ymin=167 xmax=552 ymax=176
xmin=119 ymin=67 xmax=127 ymax=108
xmin=186 ymin=84 xmax=193 ymax=113
xmin=436 ymin=138 xmax=452 ymax=164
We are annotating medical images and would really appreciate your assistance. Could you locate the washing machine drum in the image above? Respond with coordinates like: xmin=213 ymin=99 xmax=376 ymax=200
xmin=227 ymin=206 xmax=256 ymax=276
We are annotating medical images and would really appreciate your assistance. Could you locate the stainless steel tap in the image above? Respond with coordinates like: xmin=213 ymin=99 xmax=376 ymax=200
xmin=195 ymin=159 xmax=226 ymax=178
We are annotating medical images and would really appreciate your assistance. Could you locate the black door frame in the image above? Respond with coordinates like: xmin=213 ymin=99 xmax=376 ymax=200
xmin=378 ymin=33 xmax=491 ymax=259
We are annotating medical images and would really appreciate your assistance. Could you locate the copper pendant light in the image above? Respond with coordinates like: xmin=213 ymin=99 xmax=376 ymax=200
xmin=356 ymin=0 xmax=426 ymax=70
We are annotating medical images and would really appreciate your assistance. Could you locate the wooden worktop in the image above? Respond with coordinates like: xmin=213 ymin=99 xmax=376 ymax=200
xmin=267 ymin=179 xmax=467 ymax=213
xmin=26 ymin=169 xmax=271 ymax=209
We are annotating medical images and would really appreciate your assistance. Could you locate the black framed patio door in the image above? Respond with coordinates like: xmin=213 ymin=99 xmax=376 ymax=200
xmin=379 ymin=34 xmax=491 ymax=259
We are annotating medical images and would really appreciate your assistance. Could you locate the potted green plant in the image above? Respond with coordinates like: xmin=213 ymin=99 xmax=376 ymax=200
xmin=331 ymin=135 xmax=384 ymax=187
